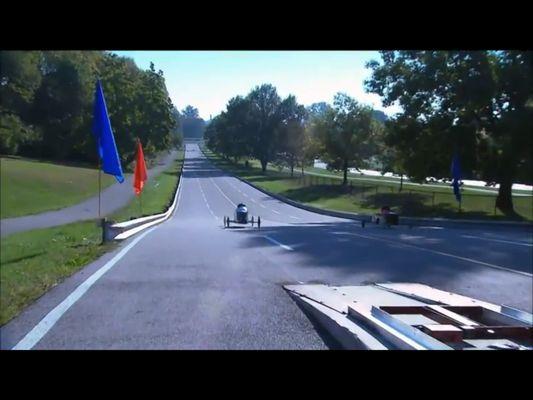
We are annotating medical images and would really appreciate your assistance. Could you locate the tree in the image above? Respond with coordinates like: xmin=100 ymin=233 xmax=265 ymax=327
xmin=0 ymin=51 xmax=43 ymax=154
xmin=1 ymin=51 xmax=180 ymax=166
xmin=314 ymin=93 xmax=378 ymax=185
xmin=182 ymin=105 xmax=199 ymax=119
xmin=246 ymin=84 xmax=283 ymax=172
xmin=365 ymin=51 xmax=533 ymax=215
xmin=307 ymin=102 xmax=329 ymax=119
xmin=277 ymin=95 xmax=307 ymax=177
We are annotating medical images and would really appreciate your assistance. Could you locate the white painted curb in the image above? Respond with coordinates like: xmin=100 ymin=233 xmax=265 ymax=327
xmin=111 ymin=172 xmax=183 ymax=241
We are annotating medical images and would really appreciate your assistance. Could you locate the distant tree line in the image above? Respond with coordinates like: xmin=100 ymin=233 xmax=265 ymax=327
xmin=0 ymin=51 xmax=182 ymax=168
xmin=180 ymin=105 xmax=206 ymax=139
xmin=204 ymin=84 xmax=383 ymax=184
xmin=206 ymin=50 xmax=532 ymax=215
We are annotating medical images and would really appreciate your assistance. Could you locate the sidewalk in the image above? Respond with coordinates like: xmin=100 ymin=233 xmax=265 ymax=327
xmin=0 ymin=151 xmax=177 ymax=237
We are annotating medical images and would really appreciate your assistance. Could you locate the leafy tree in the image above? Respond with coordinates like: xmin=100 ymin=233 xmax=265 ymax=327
xmin=314 ymin=93 xmax=378 ymax=185
xmin=365 ymin=50 xmax=533 ymax=214
xmin=0 ymin=51 xmax=180 ymax=168
xmin=182 ymin=105 xmax=199 ymax=119
xmin=246 ymin=84 xmax=283 ymax=172
xmin=306 ymin=102 xmax=329 ymax=119
xmin=277 ymin=95 xmax=307 ymax=177
xmin=0 ymin=51 xmax=43 ymax=154
xmin=31 ymin=51 xmax=99 ymax=160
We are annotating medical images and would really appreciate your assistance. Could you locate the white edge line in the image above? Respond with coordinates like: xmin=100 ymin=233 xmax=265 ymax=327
xmin=263 ymin=235 xmax=293 ymax=251
xmin=12 ymin=227 xmax=157 ymax=350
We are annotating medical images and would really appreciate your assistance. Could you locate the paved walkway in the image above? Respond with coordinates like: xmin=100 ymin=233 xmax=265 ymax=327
xmin=0 ymin=151 xmax=177 ymax=237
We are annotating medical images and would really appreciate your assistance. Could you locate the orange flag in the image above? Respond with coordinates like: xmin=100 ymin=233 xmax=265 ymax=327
xmin=133 ymin=139 xmax=148 ymax=195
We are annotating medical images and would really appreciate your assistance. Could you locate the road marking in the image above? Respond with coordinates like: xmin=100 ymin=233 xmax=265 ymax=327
xmin=198 ymin=179 xmax=219 ymax=220
xmin=331 ymin=231 xmax=532 ymax=277
xmin=461 ymin=234 xmax=533 ymax=247
xmin=12 ymin=227 xmax=157 ymax=350
xmin=271 ymin=209 xmax=281 ymax=215
xmin=289 ymin=216 xmax=300 ymax=220
xmin=258 ymin=203 xmax=266 ymax=208
xmin=210 ymin=178 xmax=236 ymax=207
xmin=263 ymin=235 xmax=293 ymax=251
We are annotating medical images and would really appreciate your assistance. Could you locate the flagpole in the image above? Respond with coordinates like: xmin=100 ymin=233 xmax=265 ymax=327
xmin=98 ymin=160 xmax=102 ymax=219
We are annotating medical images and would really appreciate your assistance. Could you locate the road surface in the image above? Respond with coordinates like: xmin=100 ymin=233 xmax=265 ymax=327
xmin=1 ymin=143 xmax=531 ymax=349
xmin=0 ymin=151 xmax=178 ymax=237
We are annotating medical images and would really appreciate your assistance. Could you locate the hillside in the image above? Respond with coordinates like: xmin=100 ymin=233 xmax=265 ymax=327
xmin=0 ymin=157 xmax=115 ymax=219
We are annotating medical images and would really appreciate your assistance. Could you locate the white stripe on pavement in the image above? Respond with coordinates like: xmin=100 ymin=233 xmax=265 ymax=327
xmin=13 ymin=227 xmax=158 ymax=350
xmin=210 ymin=178 xmax=236 ymax=207
xmin=263 ymin=235 xmax=293 ymax=251
xmin=198 ymin=178 xmax=219 ymax=220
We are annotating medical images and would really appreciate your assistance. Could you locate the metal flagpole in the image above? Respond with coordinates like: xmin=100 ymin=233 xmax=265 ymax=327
xmin=98 ymin=159 xmax=106 ymax=244
xmin=98 ymin=160 xmax=102 ymax=219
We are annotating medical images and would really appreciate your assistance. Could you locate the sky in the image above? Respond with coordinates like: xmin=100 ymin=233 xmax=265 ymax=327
xmin=111 ymin=51 xmax=400 ymax=120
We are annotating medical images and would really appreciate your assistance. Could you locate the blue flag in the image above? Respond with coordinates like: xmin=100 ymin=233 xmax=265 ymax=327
xmin=92 ymin=80 xmax=124 ymax=183
xmin=451 ymin=153 xmax=462 ymax=202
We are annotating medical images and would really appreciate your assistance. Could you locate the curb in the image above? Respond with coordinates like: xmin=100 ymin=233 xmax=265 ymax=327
xmin=108 ymin=168 xmax=183 ymax=241
xmin=201 ymin=147 xmax=533 ymax=231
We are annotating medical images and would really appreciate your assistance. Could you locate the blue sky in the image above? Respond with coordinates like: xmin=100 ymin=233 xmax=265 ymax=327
xmin=112 ymin=51 xmax=400 ymax=120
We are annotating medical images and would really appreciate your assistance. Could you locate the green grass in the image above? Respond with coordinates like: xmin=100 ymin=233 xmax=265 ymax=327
xmin=0 ymin=220 xmax=115 ymax=325
xmin=110 ymin=148 xmax=185 ymax=222
xmin=201 ymin=146 xmax=533 ymax=222
xmin=0 ymin=157 xmax=116 ymax=219
xmin=246 ymin=158 xmax=531 ymax=196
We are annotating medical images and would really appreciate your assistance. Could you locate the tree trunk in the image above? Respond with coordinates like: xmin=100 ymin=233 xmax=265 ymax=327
xmin=260 ymin=159 xmax=267 ymax=173
xmin=290 ymin=156 xmax=294 ymax=177
xmin=301 ymin=163 xmax=304 ymax=177
xmin=496 ymin=179 xmax=514 ymax=216
xmin=399 ymin=174 xmax=403 ymax=192
xmin=342 ymin=159 xmax=348 ymax=186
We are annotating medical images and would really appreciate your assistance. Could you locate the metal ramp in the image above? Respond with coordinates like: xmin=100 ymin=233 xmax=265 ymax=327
xmin=284 ymin=283 xmax=532 ymax=350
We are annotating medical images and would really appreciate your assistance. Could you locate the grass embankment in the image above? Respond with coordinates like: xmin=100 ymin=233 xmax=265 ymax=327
xmin=0 ymin=221 xmax=113 ymax=325
xmin=0 ymin=148 xmax=184 ymax=326
xmin=0 ymin=157 xmax=116 ymax=219
xmin=201 ymin=146 xmax=532 ymax=222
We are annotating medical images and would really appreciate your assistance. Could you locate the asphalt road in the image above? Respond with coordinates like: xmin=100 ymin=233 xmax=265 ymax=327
xmin=0 ymin=151 xmax=178 ymax=237
xmin=1 ymin=143 xmax=531 ymax=349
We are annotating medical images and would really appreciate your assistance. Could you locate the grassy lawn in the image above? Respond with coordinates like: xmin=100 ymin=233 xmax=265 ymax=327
xmin=110 ymin=148 xmax=184 ymax=222
xmin=246 ymin=158 xmax=530 ymax=196
xmin=0 ymin=220 xmax=115 ymax=325
xmin=0 ymin=148 xmax=185 ymax=326
xmin=201 ymin=146 xmax=532 ymax=222
xmin=0 ymin=157 xmax=116 ymax=219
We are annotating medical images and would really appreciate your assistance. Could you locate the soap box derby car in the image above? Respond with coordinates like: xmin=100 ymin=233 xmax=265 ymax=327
xmin=224 ymin=203 xmax=261 ymax=229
